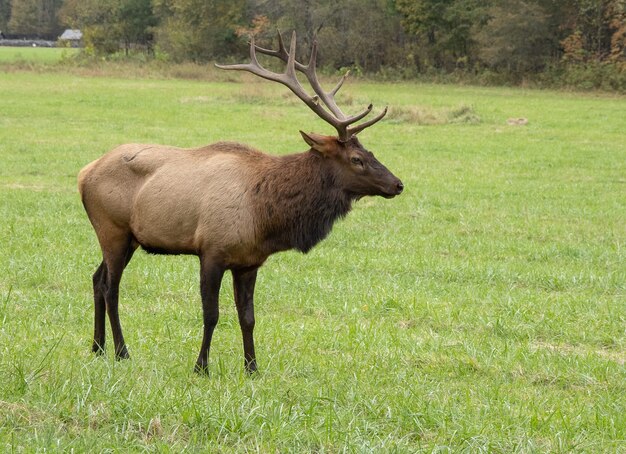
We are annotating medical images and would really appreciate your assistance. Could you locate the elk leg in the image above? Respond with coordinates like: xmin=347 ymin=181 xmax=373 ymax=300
xmin=102 ymin=238 xmax=137 ymax=360
xmin=233 ymin=267 xmax=258 ymax=374
xmin=195 ymin=258 xmax=225 ymax=374
xmin=92 ymin=261 xmax=107 ymax=354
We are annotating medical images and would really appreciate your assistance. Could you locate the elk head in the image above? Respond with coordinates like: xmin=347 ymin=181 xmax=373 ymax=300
xmin=216 ymin=31 xmax=403 ymax=199
xmin=300 ymin=132 xmax=403 ymax=198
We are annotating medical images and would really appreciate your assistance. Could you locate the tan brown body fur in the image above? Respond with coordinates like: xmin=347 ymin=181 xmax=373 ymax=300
xmin=79 ymin=140 xmax=362 ymax=269
xmin=81 ymin=142 xmax=272 ymax=268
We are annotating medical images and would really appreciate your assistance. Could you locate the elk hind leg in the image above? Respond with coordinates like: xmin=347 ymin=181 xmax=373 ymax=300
xmin=92 ymin=261 xmax=107 ymax=354
xmin=98 ymin=235 xmax=137 ymax=360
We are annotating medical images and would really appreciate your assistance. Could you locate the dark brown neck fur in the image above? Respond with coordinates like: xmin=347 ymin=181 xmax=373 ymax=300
xmin=253 ymin=151 xmax=353 ymax=254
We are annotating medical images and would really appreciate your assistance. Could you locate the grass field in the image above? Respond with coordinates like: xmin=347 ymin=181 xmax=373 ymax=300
xmin=0 ymin=46 xmax=78 ymax=64
xmin=0 ymin=60 xmax=625 ymax=451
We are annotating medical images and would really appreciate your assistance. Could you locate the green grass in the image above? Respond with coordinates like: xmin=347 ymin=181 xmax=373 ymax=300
xmin=0 ymin=66 xmax=625 ymax=452
xmin=0 ymin=46 xmax=78 ymax=64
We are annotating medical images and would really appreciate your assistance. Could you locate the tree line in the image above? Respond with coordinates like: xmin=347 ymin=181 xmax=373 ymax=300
xmin=1 ymin=0 xmax=625 ymax=88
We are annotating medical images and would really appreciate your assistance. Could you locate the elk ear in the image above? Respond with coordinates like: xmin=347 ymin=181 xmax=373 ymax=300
xmin=300 ymin=131 xmax=338 ymax=156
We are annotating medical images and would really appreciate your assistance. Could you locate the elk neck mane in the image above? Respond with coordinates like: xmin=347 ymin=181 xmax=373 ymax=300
xmin=251 ymin=150 xmax=353 ymax=254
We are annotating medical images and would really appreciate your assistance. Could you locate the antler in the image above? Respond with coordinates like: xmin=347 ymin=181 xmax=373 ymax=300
xmin=216 ymin=31 xmax=387 ymax=141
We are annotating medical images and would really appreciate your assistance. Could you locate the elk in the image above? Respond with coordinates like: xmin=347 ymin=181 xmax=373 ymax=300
xmin=78 ymin=31 xmax=403 ymax=375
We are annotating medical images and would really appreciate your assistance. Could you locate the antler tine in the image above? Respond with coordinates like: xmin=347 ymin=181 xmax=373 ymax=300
xmin=252 ymin=30 xmax=286 ymax=57
xmin=347 ymin=106 xmax=388 ymax=137
xmin=277 ymin=29 xmax=286 ymax=55
xmin=285 ymin=31 xmax=298 ymax=78
xmin=330 ymin=70 xmax=350 ymax=96
xmin=300 ymin=38 xmax=348 ymax=120
xmin=255 ymin=30 xmax=308 ymax=72
xmin=214 ymin=35 xmax=262 ymax=74
xmin=341 ymin=103 xmax=373 ymax=126
xmin=307 ymin=37 xmax=318 ymax=69
xmin=249 ymin=35 xmax=260 ymax=65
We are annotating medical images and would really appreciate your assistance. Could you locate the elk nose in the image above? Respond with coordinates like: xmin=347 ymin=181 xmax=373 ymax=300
xmin=396 ymin=181 xmax=404 ymax=194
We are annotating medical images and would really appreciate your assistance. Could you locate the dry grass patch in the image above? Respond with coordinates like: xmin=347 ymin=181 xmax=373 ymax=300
xmin=531 ymin=341 xmax=626 ymax=365
xmin=388 ymin=104 xmax=480 ymax=125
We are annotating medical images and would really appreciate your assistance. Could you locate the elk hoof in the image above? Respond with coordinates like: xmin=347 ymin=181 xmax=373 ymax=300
xmin=194 ymin=362 xmax=210 ymax=376
xmin=115 ymin=346 xmax=130 ymax=360
xmin=245 ymin=360 xmax=258 ymax=375
xmin=92 ymin=343 xmax=105 ymax=356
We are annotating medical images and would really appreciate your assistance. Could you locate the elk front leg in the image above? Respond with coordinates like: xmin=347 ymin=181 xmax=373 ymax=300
xmin=233 ymin=267 xmax=258 ymax=374
xmin=195 ymin=258 xmax=225 ymax=375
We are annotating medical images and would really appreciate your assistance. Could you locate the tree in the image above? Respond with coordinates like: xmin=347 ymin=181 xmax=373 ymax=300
xmin=59 ymin=0 xmax=120 ymax=53
xmin=607 ymin=0 xmax=626 ymax=62
xmin=315 ymin=0 xmax=407 ymax=72
xmin=474 ymin=0 xmax=553 ymax=73
xmin=0 ymin=0 xmax=11 ymax=32
xmin=395 ymin=0 xmax=492 ymax=70
xmin=8 ymin=0 xmax=63 ymax=37
xmin=59 ymin=0 xmax=156 ymax=54
xmin=557 ymin=0 xmax=626 ymax=62
xmin=9 ymin=0 xmax=42 ymax=36
xmin=118 ymin=0 xmax=157 ymax=53
xmin=39 ymin=0 xmax=624 ymax=87
xmin=41 ymin=0 xmax=64 ymax=36
xmin=153 ymin=0 xmax=246 ymax=62
xmin=243 ymin=0 xmax=407 ymax=72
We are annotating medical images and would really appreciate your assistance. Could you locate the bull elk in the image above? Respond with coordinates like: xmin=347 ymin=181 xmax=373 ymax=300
xmin=78 ymin=31 xmax=403 ymax=374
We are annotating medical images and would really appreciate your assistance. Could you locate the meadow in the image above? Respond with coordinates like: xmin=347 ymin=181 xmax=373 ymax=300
xmin=0 ymin=52 xmax=625 ymax=451
xmin=0 ymin=46 xmax=78 ymax=64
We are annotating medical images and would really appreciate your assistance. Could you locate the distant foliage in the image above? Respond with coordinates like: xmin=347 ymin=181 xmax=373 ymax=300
xmin=7 ymin=0 xmax=63 ymax=38
xmin=0 ymin=0 xmax=10 ymax=32
xmin=58 ymin=0 xmax=155 ymax=55
xmin=475 ymin=0 xmax=553 ymax=73
xmin=395 ymin=0 xmax=490 ymax=71
xmin=152 ymin=0 xmax=245 ymax=62
xmin=3 ymin=0 xmax=625 ymax=90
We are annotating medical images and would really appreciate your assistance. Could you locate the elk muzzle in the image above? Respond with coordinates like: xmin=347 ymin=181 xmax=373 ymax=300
xmin=382 ymin=177 xmax=404 ymax=198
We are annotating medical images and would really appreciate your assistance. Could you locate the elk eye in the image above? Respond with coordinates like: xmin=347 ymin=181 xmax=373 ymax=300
xmin=350 ymin=156 xmax=363 ymax=166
